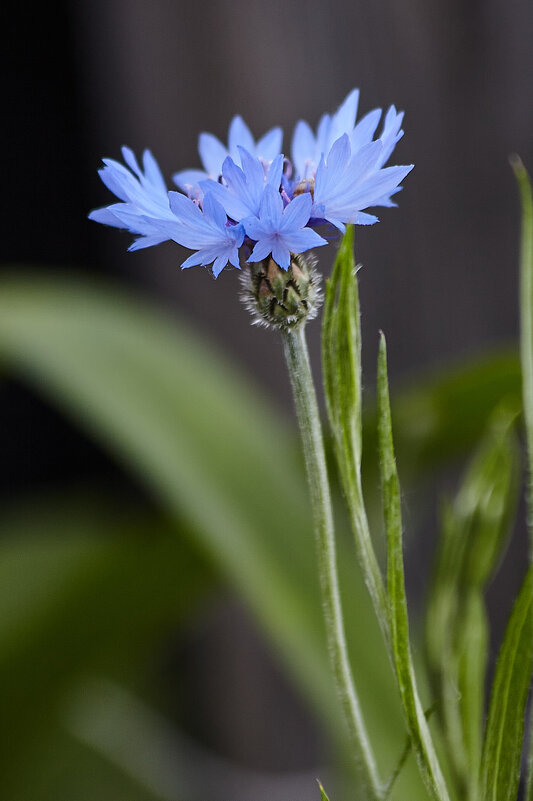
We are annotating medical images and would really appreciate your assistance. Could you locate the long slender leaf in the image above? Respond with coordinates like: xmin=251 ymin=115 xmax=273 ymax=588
xmin=377 ymin=333 xmax=450 ymax=801
xmin=478 ymin=566 xmax=533 ymax=801
xmin=425 ymin=408 xmax=519 ymax=798
xmin=513 ymin=157 xmax=533 ymax=541
xmin=363 ymin=350 xmax=521 ymax=486
xmin=512 ymin=155 xmax=533 ymax=801
xmin=322 ymin=227 xmax=389 ymax=648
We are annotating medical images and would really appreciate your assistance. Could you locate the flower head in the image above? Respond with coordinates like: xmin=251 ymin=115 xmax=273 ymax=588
xmin=90 ymin=89 xmax=413 ymax=279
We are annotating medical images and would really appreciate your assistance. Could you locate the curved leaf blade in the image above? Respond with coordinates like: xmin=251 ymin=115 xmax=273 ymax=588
xmin=479 ymin=566 xmax=533 ymax=801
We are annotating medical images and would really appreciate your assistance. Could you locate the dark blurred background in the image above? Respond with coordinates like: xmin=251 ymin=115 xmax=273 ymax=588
xmin=2 ymin=1 xmax=533 ymax=798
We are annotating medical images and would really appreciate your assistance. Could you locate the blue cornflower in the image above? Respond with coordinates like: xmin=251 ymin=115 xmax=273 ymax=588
xmin=199 ymin=149 xmax=284 ymax=222
xmin=244 ymin=187 xmax=327 ymax=270
xmin=311 ymin=134 xmax=413 ymax=231
xmin=291 ymin=88 xmax=408 ymax=199
xmin=174 ymin=115 xmax=282 ymax=195
xmin=163 ymin=192 xmax=245 ymax=277
xmin=88 ymin=147 xmax=177 ymax=251
xmin=90 ymin=89 xmax=413 ymax=277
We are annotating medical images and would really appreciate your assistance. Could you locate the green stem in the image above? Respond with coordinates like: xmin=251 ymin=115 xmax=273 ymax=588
xmin=281 ymin=325 xmax=382 ymax=801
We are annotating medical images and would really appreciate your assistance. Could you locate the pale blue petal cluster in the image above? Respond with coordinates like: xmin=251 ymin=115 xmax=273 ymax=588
xmin=88 ymin=146 xmax=177 ymax=251
xmin=90 ymin=89 xmax=413 ymax=276
xmin=174 ymin=116 xmax=283 ymax=195
xmin=245 ymin=188 xmax=327 ymax=270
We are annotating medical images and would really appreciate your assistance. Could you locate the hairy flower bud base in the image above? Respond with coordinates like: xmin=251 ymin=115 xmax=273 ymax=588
xmin=240 ymin=253 xmax=322 ymax=330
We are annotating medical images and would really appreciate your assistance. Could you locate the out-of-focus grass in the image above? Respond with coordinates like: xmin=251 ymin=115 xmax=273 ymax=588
xmin=0 ymin=271 xmax=522 ymax=800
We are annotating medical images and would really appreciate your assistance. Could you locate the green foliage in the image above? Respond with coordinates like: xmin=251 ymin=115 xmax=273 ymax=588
xmin=0 ymin=271 xmax=398 ymax=798
xmin=323 ymin=226 xmax=389 ymax=648
xmin=513 ymin=156 xmax=533 ymax=544
xmin=513 ymin=156 xmax=533 ymax=800
xmin=478 ymin=567 xmax=533 ymax=801
xmin=318 ymin=779 xmax=332 ymax=801
xmin=425 ymin=409 xmax=520 ymax=798
xmin=377 ymin=334 xmax=450 ymax=801
xmin=0 ymin=246 xmax=530 ymax=800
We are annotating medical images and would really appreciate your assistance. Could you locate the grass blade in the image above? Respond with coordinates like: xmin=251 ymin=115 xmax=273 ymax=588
xmin=322 ymin=226 xmax=389 ymax=648
xmin=478 ymin=566 xmax=533 ymax=801
xmin=377 ymin=332 xmax=450 ymax=801
xmin=425 ymin=407 xmax=519 ymax=798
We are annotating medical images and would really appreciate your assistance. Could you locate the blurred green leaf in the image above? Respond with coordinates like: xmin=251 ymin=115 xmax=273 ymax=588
xmin=514 ymin=152 xmax=533 ymax=801
xmin=425 ymin=408 xmax=520 ymax=798
xmin=0 ymin=273 xmax=331 ymax=709
xmin=0 ymin=490 xmax=210 ymax=799
xmin=363 ymin=350 xmax=520 ymax=486
xmin=513 ymin=156 xmax=533 ymax=544
xmin=0 ymin=272 xmax=523 ymax=801
xmin=377 ymin=333 xmax=450 ymax=801
xmin=0 ymin=273 xmax=407 ymax=788
xmin=479 ymin=566 xmax=533 ymax=801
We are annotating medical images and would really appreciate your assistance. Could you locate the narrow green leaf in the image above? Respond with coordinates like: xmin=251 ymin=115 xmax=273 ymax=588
xmin=513 ymin=156 xmax=533 ymax=543
xmin=512 ymin=154 xmax=533 ymax=801
xmin=322 ymin=227 xmax=389 ymax=647
xmin=377 ymin=333 xmax=450 ymax=801
xmin=425 ymin=408 xmax=519 ymax=796
xmin=479 ymin=566 xmax=533 ymax=801
xmin=363 ymin=350 xmax=521 ymax=485
xmin=318 ymin=780 xmax=332 ymax=801
xmin=455 ymin=407 xmax=520 ymax=588
xmin=455 ymin=591 xmax=487 ymax=796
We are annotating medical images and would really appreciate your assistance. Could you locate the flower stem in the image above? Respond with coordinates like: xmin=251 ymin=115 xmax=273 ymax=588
xmin=281 ymin=325 xmax=382 ymax=801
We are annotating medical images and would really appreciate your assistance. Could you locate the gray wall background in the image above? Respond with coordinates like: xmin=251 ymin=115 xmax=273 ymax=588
xmin=76 ymin=0 xmax=533 ymax=403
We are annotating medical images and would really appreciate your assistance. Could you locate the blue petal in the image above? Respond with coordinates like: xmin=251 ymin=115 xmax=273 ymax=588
xmin=168 ymin=191 xmax=204 ymax=224
xmin=199 ymin=133 xmax=227 ymax=177
xmin=271 ymin=240 xmax=291 ymax=270
xmin=242 ymin=215 xmax=270 ymax=241
xmin=143 ymin=149 xmax=167 ymax=192
xmin=259 ymin=185 xmax=283 ymax=227
xmin=128 ymin=234 xmax=168 ymax=251
xmin=172 ymin=169 xmax=208 ymax=192
xmin=256 ymin=127 xmax=283 ymax=161
xmin=203 ymin=192 xmax=229 ymax=229
xmin=121 ymin=146 xmax=142 ymax=178
xmin=228 ymin=116 xmax=255 ymax=160
xmin=248 ymin=239 xmax=274 ymax=263
xmin=280 ymin=193 xmax=312 ymax=232
xmin=350 ymin=109 xmax=382 ymax=153
xmin=327 ymin=88 xmax=360 ymax=150
xmin=266 ymin=153 xmax=284 ymax=188
xmin=291 ymin=120 xmax=315 ymax=178
xmin=355 ymin=212 xmax=379 ymax=225
xmin=283 ymin=227 xmax=328 ymax=253
xmin=212 ymin=254 xmax=228 ymax=277
xmin=88 ymin=207 xmax=128 ymax=228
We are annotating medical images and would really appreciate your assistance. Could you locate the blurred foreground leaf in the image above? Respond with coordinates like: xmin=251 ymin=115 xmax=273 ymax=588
xmin=0 ymin=273 xmax=404 ymax=790
xmin=425 ymin=408 xmax=520 ymax=798
xmin=0 ymin=272 xmax=523 ymax=800
xmin=0 ymin=491 xmax=210 ymax=800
